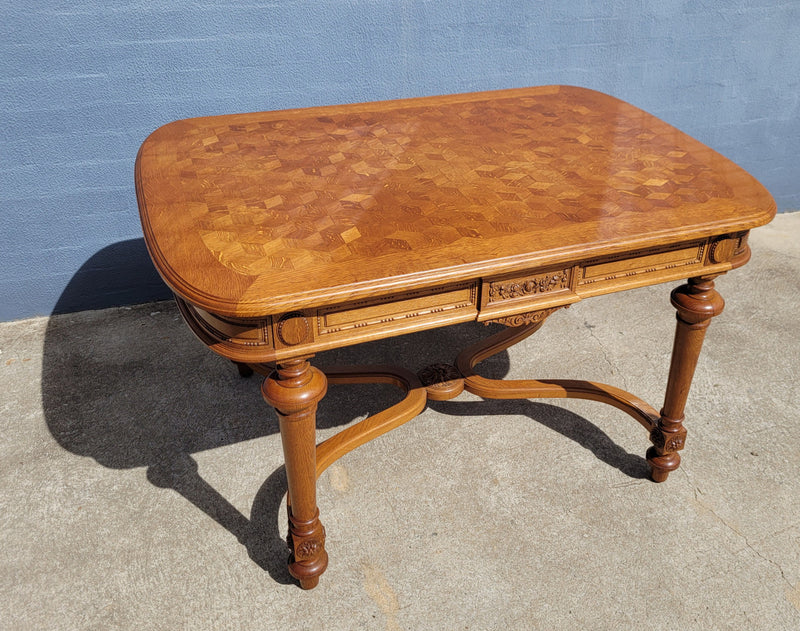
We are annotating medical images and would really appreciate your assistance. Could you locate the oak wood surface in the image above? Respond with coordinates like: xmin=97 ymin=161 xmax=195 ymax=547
xmin=136 ymin=85 xmax=775 ymax=319
xmin=136 ymin=87 xmax=775 ymax=589
xmin=454 ymin=313 xmax=661 ymax=430
xmin=261 ymin=359 xmax=328 ymax=589
xmin=647 ymin=275 xmax=725 ymax=481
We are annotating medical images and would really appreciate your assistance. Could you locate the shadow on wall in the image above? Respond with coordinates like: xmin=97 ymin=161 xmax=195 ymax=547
xmin=50 ymin=238 xmax=173 ymax=314
xmin=40 ymin=241 xmax=647 ymax=586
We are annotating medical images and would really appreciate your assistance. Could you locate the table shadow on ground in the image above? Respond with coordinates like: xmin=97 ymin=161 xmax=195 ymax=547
xmin=41 ymin=240 xmax=646 ymax=586
xmin=429 ymin=399 xmax=649 ymax=479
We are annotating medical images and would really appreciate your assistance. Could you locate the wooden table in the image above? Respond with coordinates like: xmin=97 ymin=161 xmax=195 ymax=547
xmin=135 ymin=85 xmax=775 ymax=589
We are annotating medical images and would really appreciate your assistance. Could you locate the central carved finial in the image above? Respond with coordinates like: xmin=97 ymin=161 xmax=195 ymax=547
xmin=418 ymin=363 xmax=464 ymax=401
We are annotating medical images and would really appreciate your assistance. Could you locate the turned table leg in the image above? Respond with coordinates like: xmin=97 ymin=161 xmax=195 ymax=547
xmin=262 ymin=358 xmax=328 ymax=589
xmin=648 ymin=275 xmax=725 ymax=482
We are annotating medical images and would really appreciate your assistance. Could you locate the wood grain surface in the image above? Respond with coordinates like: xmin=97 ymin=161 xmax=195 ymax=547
xmin=135 ymin=86 xmax=776 ymax=589
xmin=136 ymin=85 xmax=775 ymax=319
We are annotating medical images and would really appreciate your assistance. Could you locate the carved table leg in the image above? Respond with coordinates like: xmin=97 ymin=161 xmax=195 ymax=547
xmin=262 ymin=358 xmax=328 ymax=589
xmin=648 ymin=275 xmax=725 ymax=482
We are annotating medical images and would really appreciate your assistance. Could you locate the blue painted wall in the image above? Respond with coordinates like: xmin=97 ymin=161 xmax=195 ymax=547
xmin=2 ymin=1 xmax=798 ymax=321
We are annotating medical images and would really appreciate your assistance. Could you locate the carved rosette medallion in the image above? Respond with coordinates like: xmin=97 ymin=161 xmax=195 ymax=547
xmin=277 ymin=312 xmax=311 ymax=346
xmin=295 ymin=538 xmax=323 ymax=561
xmin=488 ymin=269 xmax=570 ymax=303
xmin=708 ymin=238 xmax=737 ymax=264
xmin=287 ymin=510 xmax=327 ymax=573
xmin=650 ymin=426 xmax=687 ymax=452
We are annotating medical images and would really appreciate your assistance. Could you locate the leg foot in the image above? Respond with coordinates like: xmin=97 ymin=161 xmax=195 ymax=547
xmin=646 ymin=446 xmax=680 ymax=482
xmin=299 ymin=576 xmax=320 ymax=590
xmin=287 ymin=508 xmax=328 ymax=587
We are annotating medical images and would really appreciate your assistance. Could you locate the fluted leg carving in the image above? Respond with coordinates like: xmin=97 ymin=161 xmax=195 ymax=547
xmin=262 ymin=358 xmax=328 ymax=589
xmin=648 ymin=275 xmax=725 ymax=482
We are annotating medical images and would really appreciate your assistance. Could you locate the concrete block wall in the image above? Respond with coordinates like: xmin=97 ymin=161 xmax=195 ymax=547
xmin=1 ymin=1 xmax=798 ymax=321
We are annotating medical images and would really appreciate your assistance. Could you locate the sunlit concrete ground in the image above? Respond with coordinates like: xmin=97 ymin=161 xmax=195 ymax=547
xmin=2 ymin=212 xmax=798 ymax=630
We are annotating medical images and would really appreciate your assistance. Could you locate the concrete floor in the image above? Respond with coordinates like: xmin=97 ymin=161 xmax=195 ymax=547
xmin=2 ymin=212 xmax=799 ymax=630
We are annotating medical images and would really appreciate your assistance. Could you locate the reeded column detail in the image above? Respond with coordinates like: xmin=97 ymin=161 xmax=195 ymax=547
xmin=262 ymin=357 xmax=328 ymax=589
xmin=648 ymin=275 xmax=725 ymax=482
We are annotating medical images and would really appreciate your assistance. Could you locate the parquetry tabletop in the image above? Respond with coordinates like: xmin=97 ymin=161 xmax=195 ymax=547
xmin=136 ymin=85 xmax=774 ymax=318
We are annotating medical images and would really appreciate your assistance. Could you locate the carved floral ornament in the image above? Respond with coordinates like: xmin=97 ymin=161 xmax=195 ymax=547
xmin=650 ymin=426 xmax=687 ymax=452
xmin=295 ymin=538 xmax=323 ymax=560
xmin=488 ymin=307 xmax=559 ymax=328
xmin=488 ymin=269 xmax=570 ymax=302
xmin=418 ymin=363 xmax=463 ymax=387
